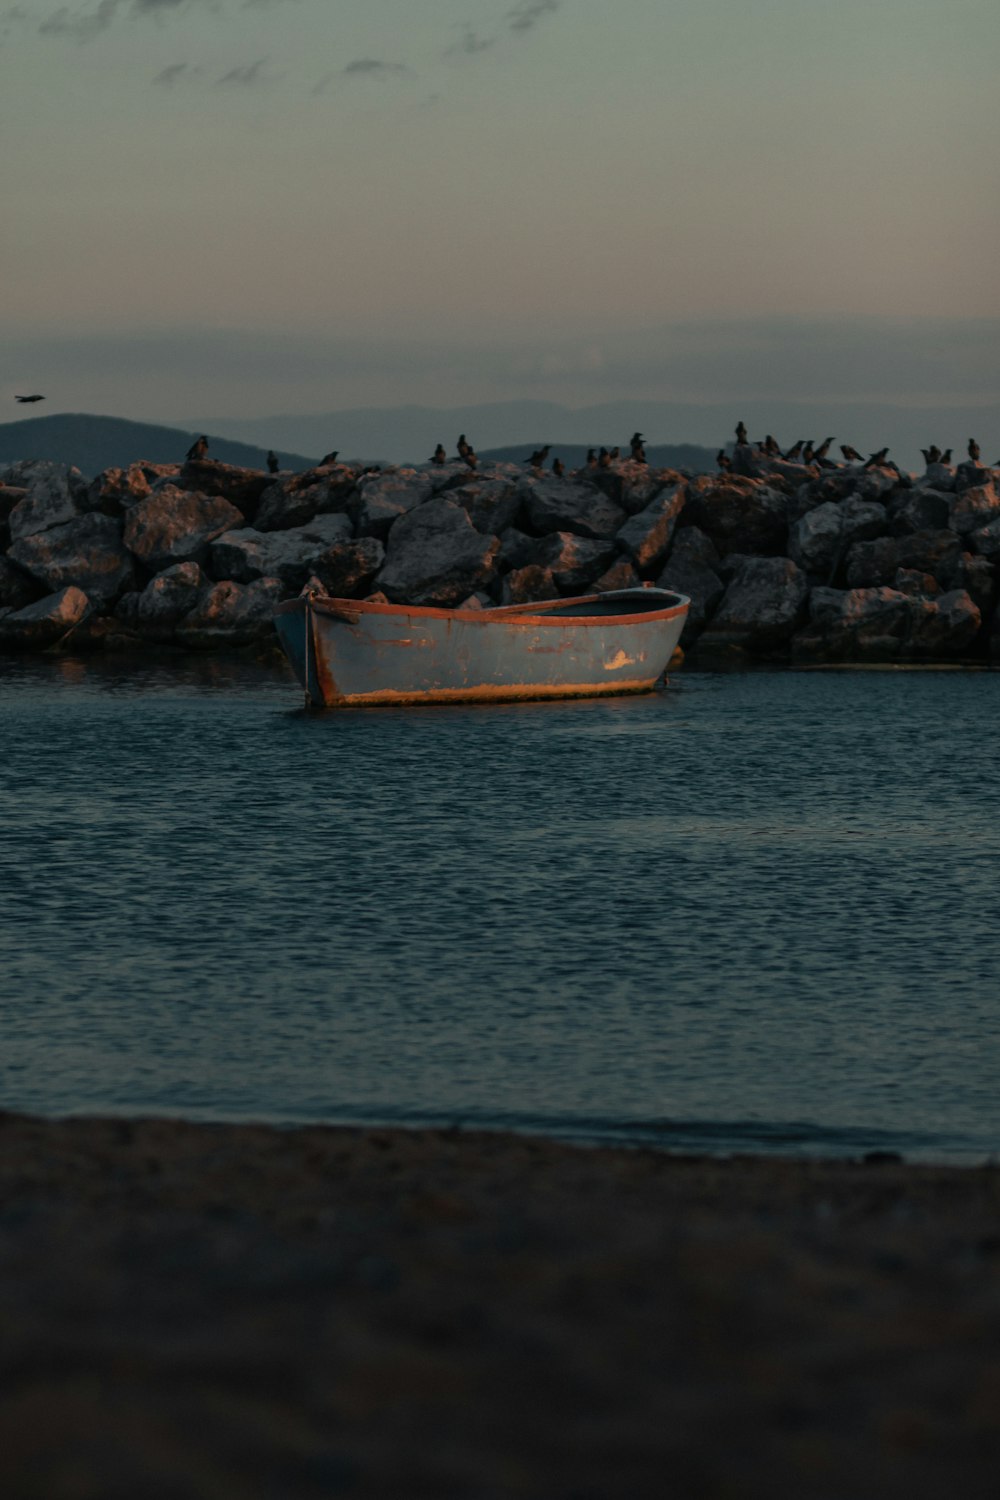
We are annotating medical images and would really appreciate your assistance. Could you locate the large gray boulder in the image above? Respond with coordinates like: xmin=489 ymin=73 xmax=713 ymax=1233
xmin=968 ymin=517 xmax=1000 ymax=562
xmin=83 ymin=464 xmax=152 ymax=518
xmin=656 ymin=527 xmax=724 ymax=644
xmin=955 ymin=461 xmax=989 ymax=492
xmin=681 ymin=478 xmax=788 ymax=557
xmin=949 ymin=481 xmax=1000 ymax=537
xmin=520 ymin=475 xmax=625 ymax=540
xmin=7 ymin=464 xmax=87 ymax=542
xmin=116 ymin=562 xmax=208 ymax=641
xmin=846 ymin=530 xmax=962 ymax=590
xmin=788 ymin=498 xmax=887 ymax=577
xmin=917 ymin=462 xmax=956 ymax=494
xmin=0 ymin=557 xmax=40 ymax=612
xmin=123 ymin=488 xmax=244 ymax=574
xmin=350 ymin=470 xmax=435 ymax=541
xmin=176 ymin=460 xmax=275 ymax=522
xmin=617 ymin=464 xmax=679 ymax=516
xmin=0 ymin=586 xmax=90 ymax=648
xmin=255 ymin=463 xmax=359 ymax=532
xmin=907 ymin=590 xmax=981 ymax=656
xmin=8 ymin=513 xmax=134 ymax=607
xmin=591 ymin=557 xmax=642 ymax=593
xmin=176 ymin=577 xmax=286 ymax=647
xmin=890 ymin=489 xmax=951 ymax=535
xmin=449 ymin=476 xmax=522 ymax=537
xmin=615 ymin=485 xmax=685 ymax=574
xmin=522 ymin=531 xmax=619 ymax=593
xmin=313 ymin=537 xmax=386 ymax=599
xmin=793 ymin=585 xmax=979 ymax=662
xmin=701 ymin=556 xmax=808 ymax=650
xmin=209 ymin=513 xmax=352 ymax=590
xmin=376 ymin=498 xmax=500 ymax=606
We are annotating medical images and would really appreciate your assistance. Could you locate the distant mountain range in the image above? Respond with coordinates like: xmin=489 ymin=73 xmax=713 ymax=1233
xmin=0 ymin=414 xmax=317 ymax=478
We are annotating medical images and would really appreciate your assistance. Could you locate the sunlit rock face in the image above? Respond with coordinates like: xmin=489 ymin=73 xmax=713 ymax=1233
xmin=8 ymin=513 xmax=134 ymax=609
xmin=0 ymin=585 xmax=91 ymax=648
xmin=123 ymin=489 xmax=244 ymax=574
xmin=376 ymin=498 xmax=500 ymax=607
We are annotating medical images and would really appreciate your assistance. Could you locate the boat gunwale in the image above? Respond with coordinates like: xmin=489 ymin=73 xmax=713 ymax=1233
xmin=275 ymin=588 xmax=689 ymax=630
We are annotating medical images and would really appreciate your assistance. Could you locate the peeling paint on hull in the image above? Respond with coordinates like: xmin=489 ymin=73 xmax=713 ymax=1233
xmin=274 ymin=588 xmax=689 ymax=709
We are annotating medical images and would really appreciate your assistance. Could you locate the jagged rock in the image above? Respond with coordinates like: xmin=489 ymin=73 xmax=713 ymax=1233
xmin=955 ymin=461 xmax=989 ymax=492
xmin=421 ymin=461 xmax=481 ymax=495
xmin=350 ymin=470 xmax=435 ymax=540
xmin=0 ymin=556 xmax=41 ymax=612
xmin=312 ymin=537 xmax=386 ymax=599
xmin=209 ymin=514 xmax=352 ymax=590
xmin=890 ymin=489 xmax=951 ymax=535
xmin=376 ymin=498 xmax=500 ymax=606
xmin=2 ymin=458 xmax=87 ymax=496
xmin=255 ymin=464 xmax=359 ymax=532
xmin=592 ymin=557 xmax=642 ymax=593
xmin=918 ymin=462 xmax=956 ymax=493
xmin=846 ymin=530 xmax=962 ymax=590
xmin=788 ymin=498 xmax=887 ymax=577
xmin=701 ymin=557 xmax=808 ymax=650
xmin=657 ymin=527 xmax=724 ymax=644
xmin=501 ymin=565 xmax=559 ymax=605
xmin=57 ymin=614 xmax=117 ymax=653
xmin=7 ymin=464 xmax=87 ymax=542
xmin=176 ymin=577 xmax=286 ymax=647
xmin=450 ymin=476 xmax=522 ymax=536
xmin=522 ymin=532 xmax=619 ymax=593
xmin=117 ymin=562 xmax=208 ymax=641
xmin=0 ymin=586 xmax=90 ymax=648
xmin=615 ymin=485 xmax=685 ymax=574
xmin=123 ymin=488 xmax=244 ymax=574
xmin=0 ymin=486 xmax=28 ymax=547
xmin=617 ymin=463 xmax=678 ymax=516
xmin=364 ymin=590 xmax=389 ymax=605
xmin=520 ymin=475 xmax=625 ymax=540
xmin=907 ymin=590 xmax=980 ymax=656
xmin=894 ymin=568 xmax=940 ymax=598
xmin=953 ymin=553 xmax=995 ymax=616
xmin=143 ymin=464 xmax=183 ymax=488
xmin=497 ymin=527 xmax=535 ymax=572
xmin=83 ymin=464 xmax=152 ymax=518
xmin=8 ymin=513 xmax=134 ymax=607
xmin=793 ymin=585 xmax=979 ymax=662
xmin=177 ymin=460 xmax=275 ymax=522
xmin=968 ymin=517 xmax=1000 ymax=562
xmin=949 ymin=482 xmax=1000 ymax=537
xmin=681 ymin=477 xmax=788 ymax=557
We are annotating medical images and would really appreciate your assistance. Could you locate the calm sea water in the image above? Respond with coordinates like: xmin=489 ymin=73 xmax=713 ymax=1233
xmin=1 ymin=652 xmax=998 ymax=1162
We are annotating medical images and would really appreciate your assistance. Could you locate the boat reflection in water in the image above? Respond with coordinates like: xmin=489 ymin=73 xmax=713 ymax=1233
xmin=274 ymin=587 xmax=690 ymax=709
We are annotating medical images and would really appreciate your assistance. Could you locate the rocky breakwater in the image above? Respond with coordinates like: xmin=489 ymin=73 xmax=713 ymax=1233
xmin=1 ymin=446 xmax=999 ymax=665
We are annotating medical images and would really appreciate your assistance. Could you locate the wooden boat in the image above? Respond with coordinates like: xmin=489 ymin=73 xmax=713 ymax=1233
xmin=273 ymin=586 xmax=689 ymax=708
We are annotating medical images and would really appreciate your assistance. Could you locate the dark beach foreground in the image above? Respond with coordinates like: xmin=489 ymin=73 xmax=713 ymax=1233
xmin=2 ymin=1116 xmax=999 ymax=1499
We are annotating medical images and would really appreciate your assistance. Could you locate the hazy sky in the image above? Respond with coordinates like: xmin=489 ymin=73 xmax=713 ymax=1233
xmin=3 ymin=0 xmax=998 ymax=423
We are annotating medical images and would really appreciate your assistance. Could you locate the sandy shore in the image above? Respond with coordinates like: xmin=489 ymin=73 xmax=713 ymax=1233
xmin=1 ymin=1114 xmax=998 ymax=1499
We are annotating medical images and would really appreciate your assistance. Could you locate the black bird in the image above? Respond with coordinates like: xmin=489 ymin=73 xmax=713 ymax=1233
xmin=266 ymin=450 xmax=279 ymax=474
xmin=784 ymin=440 xmax=804 ymax=461
xmin=968 ymin=438 xmax=981 ymax=462
xmin=586 ymin=448 xmax=597 ymax=467
xmin=320 ymin=450 xmax=339 ymax=466
xmin=608 ymin=446 xmax=620 ymax=461
xmin=598 ymin=447 xmax=611 ymax=468
xmin=527 ymin=444 xmax=550 ymax=470
xmin=716 ymin=448 xmax=732 ymax=472
xmin=431 ymin=443 xmax=447 ymax=465
xmin=840 ymin=444 xmax=864 ymax=463
xmin=457 ymin=433 xmax=472 ymax=461
xmin=813 ymin=437 xmax=835 ymax=462
xmin=735 ymin=420 xmax=748 ymax=447
xmin=186 ymin=435 xmax=209 ymax=462
xmin=463 ymin=447 xmax=478 ymax=471
xmin=802 ymin=441 xmax=815 ymax=465
xmin=764 ymin=434 xmax=781 ymax=456
xmin=15 ymin=394 xmax=45 ymax=404
xmin=939 ymin=448 xmax=953 ymax=465
xmin=865 ymin=447 xmax=890 ymax=468
xmin=552 ymin=457 xmax=565 ymax=477
xmin=630 ymin=431 xmax=647 ymax=463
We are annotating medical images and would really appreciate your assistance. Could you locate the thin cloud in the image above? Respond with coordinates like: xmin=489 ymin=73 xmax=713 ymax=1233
xmin=38 ymin=0 xmax=121 ymax=41
xmin=218 ymin=56 xmax=270 ymax=84
xmin=153 ymin=59 xmax=198 ymax=83
xmin=342 ymin=57 xmax=410 ymax=79
xmin=507 ymin=0 xmax=559 ymax=32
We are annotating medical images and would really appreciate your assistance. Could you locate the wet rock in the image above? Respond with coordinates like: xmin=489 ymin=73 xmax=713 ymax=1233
xmin=255 ymin=464 xmax=359 ymax=532
xmin=681 ymin=477 xmax=788 ymax=557
xmin=522 ymin=531 xmax=619 ymax=593
xmin=376 ymin=498 xmax=500 ymax=607
xmin=8 ymin=513 xmax=134 ymax=607
xmin=501 ymin=565 xmax=559 ymax=605
xmin=7 ymin=464 xmax=87 ymax=542
xmin=520 ymin=475 xmax=625 ymax=540
xmin=0 ymin=585 xmax=91 ymax=648
xmin=350 ymin=470 xmax=435 ymax=541
xmin=592 ymin=557 xmax=642 ymax=593
xmin=176 ymin=577 xmax=287 ymax=647
xmin=209 ymin=514 xmax=352 ymax=590
xmin=700 ymin=556 xmax=808 ymax=651
xmin=450 ymin=476 xmax=522 ymax=536
xmin=83 ymin=464 xmax=152 ymax=518
xmin=117 ymin=562 xmax=208 ymax=641
xmin=177 ymin=460 xmax=274 ymax=522
xmin=615 ymin=485 xmax=685 ymax=574
xmin=312 ymin=537 xmax=386 ymax=599
xmin=657 ymin=527 xmax=724 ymax=645
xmin=949 ymin=481 xmax=1000 ymax=537
xmin=123 ymin=488 xmax=244 ymax=574
xmin=0 ymin=556 xmax=41 ymax=612
xmin=789 ymin=498 xmax=887 ymax=578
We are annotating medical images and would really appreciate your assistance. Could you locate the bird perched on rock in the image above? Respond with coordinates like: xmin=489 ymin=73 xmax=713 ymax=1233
xmin=968 ymin=438 xmax=981 ymax=462
xmin=802 ymin=441 xmax=815 ymax=465
xmin=586 ymin=448 xmax=597 ymax=467
xmin=865 ymin=447 xmax=890 ymax=468
xmin=266 ymin=450 xmax=279 ymax=474
xmin=15 ymin=394 xmax=45 ymax=404
xmin=783 ymin=440 xmax=804 ymax=461
xmin=527 ymin=445 xmax=550 ymax=470
xmin=608 ymin=446 xmax=620 ymax=461
xmin=764 ymin=434 xmax=781 ymax=456
xmin=552 ymin=457 xmax=565 ymax=477
xmin=735 ymin=420 xmax=748 ymax=447
xmin=431 ymin=443 xmax=447 ymax=465
xmin=457 ymin=434 xmax=472 ymax=461
xmin=813 ymin=437 xmax=835 ymax=462
xmin=840 ymin=444 xmax=864 ymax=463
xmin=939 ymin=448 xmax=953 ymax=465
xmin=463 ymin=447 xmax=478 ymax=470
xmin=598 ymin=447 xmax=611 ymax=468
xmin=629 ymin=431 xmax=647 ymax=463
xmin=320 ymin=450 xmax=339 ymax=466
xmin=186 ymin=435 xmax=209 ymax=462
xmin=716 ymin=448 xmax=732 ymax=472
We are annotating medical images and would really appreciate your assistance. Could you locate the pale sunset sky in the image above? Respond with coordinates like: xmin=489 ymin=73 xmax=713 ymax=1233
xmin=2 ymin=0 xmax=998 ymax=425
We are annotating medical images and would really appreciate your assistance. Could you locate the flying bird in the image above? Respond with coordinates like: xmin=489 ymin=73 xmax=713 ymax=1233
xmin=185 ymin=435 xmax=209 ymax=462
xmin=15 ymin=394 xmax=45 ymax=403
